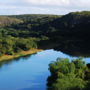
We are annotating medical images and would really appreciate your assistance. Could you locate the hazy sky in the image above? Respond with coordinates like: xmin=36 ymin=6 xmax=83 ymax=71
xmin=0 ymin=0 xmax=90 ymax=15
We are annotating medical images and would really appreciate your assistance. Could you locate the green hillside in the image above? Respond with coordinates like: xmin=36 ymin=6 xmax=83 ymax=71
xmin=0 ymin=16 xmax=23 ymax=27
xmin=0 ymin=11 xmax=90 ymax=56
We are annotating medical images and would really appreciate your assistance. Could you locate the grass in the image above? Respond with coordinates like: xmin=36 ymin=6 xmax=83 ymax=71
xmin=0 ymin=49 xmax=43 ymax=62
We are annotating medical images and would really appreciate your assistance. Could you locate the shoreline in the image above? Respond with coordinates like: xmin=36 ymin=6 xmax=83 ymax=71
xmin=0 ymin=49 xmax=43 ymax=62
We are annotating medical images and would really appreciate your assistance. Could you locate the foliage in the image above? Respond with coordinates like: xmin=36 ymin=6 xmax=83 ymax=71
xmin=0 ymin=35 xmax=38 ymax=55
xmin=48 ymin=58 xmax=89 ymax=90
xmin=0 ymin=11 xmax=90 ymax=56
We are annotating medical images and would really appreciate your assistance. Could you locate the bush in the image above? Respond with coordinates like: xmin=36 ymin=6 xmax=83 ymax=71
xmin=47 ymin=58 xmax=89 ymax=90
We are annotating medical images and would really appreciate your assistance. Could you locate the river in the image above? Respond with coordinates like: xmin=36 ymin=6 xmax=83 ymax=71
xmin=0 ymin=49 xmax=90 ymax=90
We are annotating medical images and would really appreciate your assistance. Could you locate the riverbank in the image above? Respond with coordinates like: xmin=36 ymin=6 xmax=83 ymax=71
xmin=0 ymin=49 xmax=43 ymax=62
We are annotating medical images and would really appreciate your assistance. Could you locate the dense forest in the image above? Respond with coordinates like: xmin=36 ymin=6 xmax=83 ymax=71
xmin=0 ymin=11 xmax=90 ymax=56
xmin=0 ymin=14 xmax=60 ymax=56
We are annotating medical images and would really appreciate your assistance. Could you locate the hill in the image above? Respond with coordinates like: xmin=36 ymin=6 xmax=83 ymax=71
xmin=0 ymin=16 xmax=23 ymax=27
xmin=0 ymin=11 xmax=90 ymax=57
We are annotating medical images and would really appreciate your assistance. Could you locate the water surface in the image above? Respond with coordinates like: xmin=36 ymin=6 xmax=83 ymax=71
xmin=0 ymin=49 xmax=90 ymax=90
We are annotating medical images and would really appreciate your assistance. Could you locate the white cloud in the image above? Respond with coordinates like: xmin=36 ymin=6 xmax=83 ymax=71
xmin=69 ymin=0 xmax=90 ymax=7
xmin=23 ymin=0 xmax=90 ymax=7
xmin=24 ymin=0 xmax=70 ymax=6
xmin=0 ymin=0 xmax=90 ymax=15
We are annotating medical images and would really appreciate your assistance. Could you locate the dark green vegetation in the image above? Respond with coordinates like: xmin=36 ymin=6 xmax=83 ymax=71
xmin=0 ymin=36 xmax=38 ymax=56
xmin=0 ymin=14 xmax=61 ymax=56
xmin=47 ymin=58 xmax=90 ymax=90
xmin=51 ymin=11 xmax=90 ymax=56
xmin=1 ymin=11 xmax=90 ymax=56
xmin=1 ymin=11 xmax=90 ymax=57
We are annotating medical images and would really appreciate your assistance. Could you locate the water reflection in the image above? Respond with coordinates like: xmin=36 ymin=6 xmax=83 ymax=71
xmin=0 ymin=53 xmax=37 ymax=69
xmin=39 ymin=37 xmax=90 ymax=57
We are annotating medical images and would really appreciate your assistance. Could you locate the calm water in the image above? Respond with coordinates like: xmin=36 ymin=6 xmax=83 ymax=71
xmin=0 ymin=49 xmax=90 ymax=90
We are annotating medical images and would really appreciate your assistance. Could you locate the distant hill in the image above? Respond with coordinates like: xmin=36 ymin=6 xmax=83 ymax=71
xmin=0 ymin=11 xmax=90 ymax=56
xmin=0 ymin=16 xmax=23 ymax=27
xmin=0 ymin=11 xmax=90 ymax=38
xmin=49 ymin=11 xmax=90 ymax=38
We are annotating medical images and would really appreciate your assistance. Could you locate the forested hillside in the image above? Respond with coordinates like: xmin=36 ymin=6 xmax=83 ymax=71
xmin=0 ymin=14 xmax=60 ymax=56
xmin=0 ymin=16 xmax=23 ymax=27
xmin=49 ymin=11 xmax=90 ymax=56
xmin=0 ymin=11 xmax=90 ymax=57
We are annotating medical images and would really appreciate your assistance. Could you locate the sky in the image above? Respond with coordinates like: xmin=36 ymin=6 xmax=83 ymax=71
xmin=0 ymin=0 xmax=90 ymax=15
